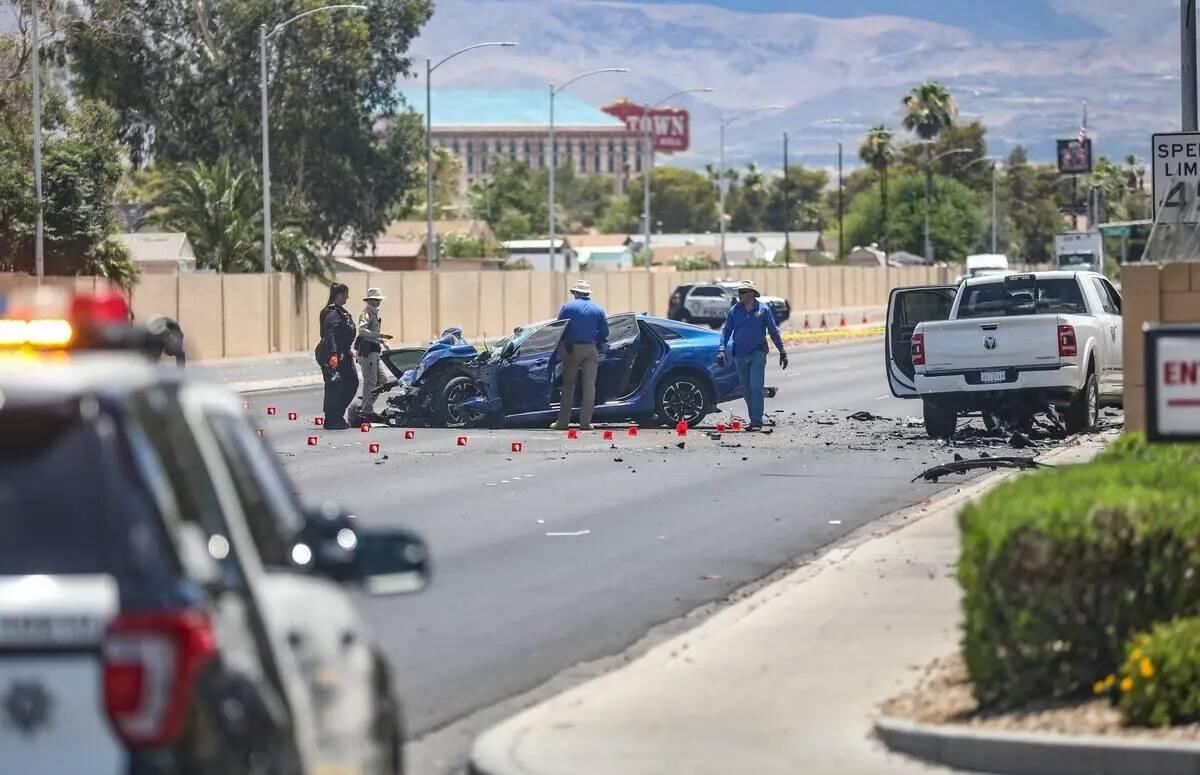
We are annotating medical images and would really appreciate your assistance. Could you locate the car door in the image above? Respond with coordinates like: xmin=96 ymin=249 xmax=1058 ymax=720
xmin=380 ymin=347 xmax=426 ymax=380
xmin=499 ymin=320 xmax=568 ymax=414
xmin=686 ymin=286 xmax=722 ymax=320
xmin=886 ymin=286 xmax=957 ymax=397
xmin=1093 ymin=277 xmax=1125 ymax=394
xmin=594 ymin=314 xmax=642 ymax=403
xmin=196 ymin=398 xmax=377 ymax=772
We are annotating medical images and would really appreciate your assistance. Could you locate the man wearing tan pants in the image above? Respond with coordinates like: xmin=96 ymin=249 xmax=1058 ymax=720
xmin=554 ymin=281 xmax=609 ymax=431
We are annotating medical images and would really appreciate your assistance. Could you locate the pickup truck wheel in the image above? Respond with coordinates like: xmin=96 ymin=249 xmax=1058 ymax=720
xmin=1065 ymin=371 xmax=1099 ymax=434
xmin=922 ymin=399 xmax=958 ymax=440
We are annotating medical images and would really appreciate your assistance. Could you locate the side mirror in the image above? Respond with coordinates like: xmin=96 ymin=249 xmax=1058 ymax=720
xmin=297 ymin=506 xmax=430 ymax=595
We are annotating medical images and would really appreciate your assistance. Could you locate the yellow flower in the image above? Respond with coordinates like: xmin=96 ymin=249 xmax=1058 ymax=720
xmin=1131 ymin=648 xmax=1143 ymax=661
xmin=1138 ymin=634 xmax=1151 ymax=645
xmin=1120 ymin=676 xmax=1135 ymax=693
xmin=1093 ymin=680 xmax=1106 ymax=695
xmin=1140 ymin=658 xmax=1155 ymax=679
xmin=1105 ymin=674 xmax=1116 ymax=687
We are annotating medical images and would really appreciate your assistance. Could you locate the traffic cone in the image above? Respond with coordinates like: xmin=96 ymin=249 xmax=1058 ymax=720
xmin=369 ymin=442 xmax=381 ymax=454
xmin=839 ymin=315 xmax=847 ymax=328
xmin=456 ymin=436 xmax=467 ymax=446
xmin=567 ymin=429 xmax=579 ymax=440
xmin=602 ymin=430 xmax=614 ymax=441
xmin=820 ymin=316 xmax=827 ymax=330
xmin=404 ymin=430 xmax=415 ymax=440
xmin=676 ymin=420 xmax=689 ymax=437
xmin=360 ymin=423 xmax=370 ymax=433
xmin=315 ymin=416 xmax=325 ymax=426
xmin=803 ymin=315 xmax=811 ymax=330
xmin=511 ymin=442 xmax=523 ymax=453
xmin=307 ymin=436 xmax=318 ymax=446
xmin=628 ymin=425 xmax=639 ymax=437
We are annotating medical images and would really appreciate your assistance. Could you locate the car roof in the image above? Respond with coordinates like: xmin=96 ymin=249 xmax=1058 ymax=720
xmin=0 ymin=353 xmax=185 ymax=406
xmin=962 ymin=270 xmax=1098 ymax=288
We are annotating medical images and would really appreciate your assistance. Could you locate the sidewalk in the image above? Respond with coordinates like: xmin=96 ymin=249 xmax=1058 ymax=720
xmin=469 ymin=439 xmax=1109 ymax=775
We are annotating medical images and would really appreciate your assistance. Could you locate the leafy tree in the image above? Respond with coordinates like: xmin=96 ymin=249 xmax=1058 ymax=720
xmin=599 ymin=194 xmax=639 ymax=235
xmin=0 ymin=87 xmax=135 ymax=283
xmin=494 ymin=209 xmax=533 ymax=242
xmin=401 ymin=146 xmax=465 ymax=221
xmin=673 ymin=253 xmax=718 ymax=271
xmin=629 ymin=166 xmax=719 ymax=233
xmin=68 ymin=0 xmax=431 ymax=254
xmin=859 ymin=125 xmax=895 ymax=251
xmin=728 ymin=162 xmax=771 ymax=231
xmin=766 ymin=165 xmax=828 ymax=232
xmin=843 ymin=173 xmax=986 ymax=262
xmin=903 ymin=81 xmax=959 ymax=255
xmin=998 ymin=147 xmax=1062 ymax=263
xmin=471 ymin=159 xmax=546 ymax=239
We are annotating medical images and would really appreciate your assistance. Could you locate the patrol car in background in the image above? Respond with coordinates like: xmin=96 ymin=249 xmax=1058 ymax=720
xmin=667 ymin=281 xmax=791 ymax=328
xmin=0 ymin=288 xmax=428 ymax=774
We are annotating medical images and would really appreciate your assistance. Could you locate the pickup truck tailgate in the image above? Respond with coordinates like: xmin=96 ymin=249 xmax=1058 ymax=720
xmin=921 ymin=316 xmax=1062 ymax=373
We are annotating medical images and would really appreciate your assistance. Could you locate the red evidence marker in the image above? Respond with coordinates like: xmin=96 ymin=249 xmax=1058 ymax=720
xmin=511 ymin=442 xmax=523 ymax=453
xmin=307 ymin=436 xmax=318 ymax=446
xmin=567 ymin=429 xmax=579 ymax=440
xmin=456 ymin=436 xmax=468 ymax=447
xmin=602 ymin=430 xmax=614 ymax=441
xmin=628 ymin=425 xmax=639 ymax=437
xmin=404 ymin=430 xmax=415 ymax=440
xmin=369 ymin=442 xmax=381 ymax=454
xmin=266 ymin=407 xmax=277 ymax=416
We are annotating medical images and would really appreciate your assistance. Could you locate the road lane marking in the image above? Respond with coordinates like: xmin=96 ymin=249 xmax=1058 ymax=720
xmin=546 ymin=530 xmax=591 ymax=537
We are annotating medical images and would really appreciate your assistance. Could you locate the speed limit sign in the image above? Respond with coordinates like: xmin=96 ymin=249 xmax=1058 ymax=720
xmin=1152 ymin=132 xmax=1200 ymax=225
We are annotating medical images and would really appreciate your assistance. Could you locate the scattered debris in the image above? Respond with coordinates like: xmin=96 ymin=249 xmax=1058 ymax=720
xmin=912 ymin=456 xmax=1048 ymax=483
xmin=676 ymin=442 xmax=686 ymax=450
xmin=707 ymin=432 xmax=722 ymax=441
xmin=613 ymin=457 xmax=624 ymax=463
xmin=700 ymin=574 xmax=722 ymax=581
xmin=1009 ymin=431 xmax=1032 ymax=449
xmin=848 ymin=411 xmax=888 ymax=422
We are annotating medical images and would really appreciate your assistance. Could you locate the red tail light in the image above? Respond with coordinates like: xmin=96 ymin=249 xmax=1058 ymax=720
xmin=102 ymin=611 xmax=216 ymax=748
xmin=911 ymin=333 xmax=925 ymax=366
xmin=1058 ymin=324 xmax=1077 ymax=358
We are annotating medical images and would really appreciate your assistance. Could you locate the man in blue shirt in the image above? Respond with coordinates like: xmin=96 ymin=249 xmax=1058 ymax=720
xmin=717 ymin=280 xmax=788 ymax=431
xmin=554 ymin=281 xmax=609 ymax=431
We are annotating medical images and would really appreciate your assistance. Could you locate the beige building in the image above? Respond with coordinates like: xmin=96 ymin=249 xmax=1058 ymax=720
xmin=114 ymin=232 xmax=197 ymax=274
xmin=405 ymin=90 xmax=643 ymax=191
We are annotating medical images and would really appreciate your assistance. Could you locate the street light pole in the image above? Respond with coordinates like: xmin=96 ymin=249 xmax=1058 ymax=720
xmin=1185 ymin=0 xmax=1198 ymax=131
xmin=31 ymin=0 xmax=43 ymax=284
xmin=260 ymin=4 xmax=367 ymax=274
xmin=992 ymin=161 xmax=999 ymax=254
xmin=641 ymin=88 xmax=714 ymax=277
xmin=719 ymin=105 xmax=784 ymax=268
xmin=783 ymin=131 xmax=790 ymax=267
xmin=920 ymin=146 xmax=973 ymax=261
xmin=425 ymin=42 xmax=518 ymax=276
xmin=837 ymin=140 xmax=844 ymax=261
xmin=548 ymin=67 xmax=630 ymax=300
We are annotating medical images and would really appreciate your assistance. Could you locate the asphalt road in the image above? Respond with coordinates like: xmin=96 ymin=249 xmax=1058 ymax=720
xmin=247 ymin=340 xmax=988 ymax=744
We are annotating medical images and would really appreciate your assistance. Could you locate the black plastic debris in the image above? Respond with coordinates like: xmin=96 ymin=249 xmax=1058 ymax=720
xmin=614 ymin=458 xmax=624 ymax=463
xmin=676 ymin=442 xmax=686 ymax=450
xmin=913 ymin=456 xmax=1048 ymax=483
xmin=848 ymin=411 xmax=886 ymax=422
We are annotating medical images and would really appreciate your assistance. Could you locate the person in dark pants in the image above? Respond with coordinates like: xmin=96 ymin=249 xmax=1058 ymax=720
xmin=316 ymin=283 xmax=359 ymax=429
xmin=553 ymin=281 xmax=609 ymax=431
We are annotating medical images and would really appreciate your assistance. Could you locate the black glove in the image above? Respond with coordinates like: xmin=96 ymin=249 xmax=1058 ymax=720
xmin=779 ymin=352 xmax=789 ymax=370
xmin=717 ymin=349 xmax=727 ymax=368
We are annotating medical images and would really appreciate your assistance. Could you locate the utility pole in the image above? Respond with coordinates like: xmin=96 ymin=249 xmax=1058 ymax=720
xmin=31 ymin=0 xmax=44 ymax=284
xmin=783 ymin=132 xmax=790 ymax=267
xmin=837 ymin=140 xmax=844 ymax=262
xmin=1185 ymin=0 xmax=1198 ymax=131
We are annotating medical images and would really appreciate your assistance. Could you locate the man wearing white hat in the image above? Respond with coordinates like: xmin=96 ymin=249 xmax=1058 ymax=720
xmin=553 ymin=280 xmax=609 ymax=431
xmin=717 ymin=280 xmax=787 ymax=431
xmin=356 ymin=287 xmax=393 ymax=421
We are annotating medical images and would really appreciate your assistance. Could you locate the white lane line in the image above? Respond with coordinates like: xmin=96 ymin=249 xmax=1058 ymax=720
xmin=546 ymin=530 xmax=591 ymax=537
xmin=829 ymin=520 xmax=843 ymax=525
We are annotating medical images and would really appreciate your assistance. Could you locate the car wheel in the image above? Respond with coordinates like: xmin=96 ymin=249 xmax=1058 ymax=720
xmin=656 ymin=374 xmax=710 ymax=427
xmin=922 ymin=398 xmax=957 ymax=440
xmin=1064 ymin=370 xmax=1099 ymax=434
xmin=437 ymin=375 xmax=483 ymax=428
xmin=678 ymin=311 xmax=692 ymax=324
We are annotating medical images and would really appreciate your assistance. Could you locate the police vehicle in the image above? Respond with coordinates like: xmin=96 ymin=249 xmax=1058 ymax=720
xmin=667 ymin=281 xmax=791 ymax=328
xmin=0 ymin=287 xmax=428 ymax=774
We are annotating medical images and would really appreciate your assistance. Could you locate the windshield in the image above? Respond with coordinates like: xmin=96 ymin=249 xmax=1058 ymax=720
xmin=957 ymin=278 xmax=1088 ymax=318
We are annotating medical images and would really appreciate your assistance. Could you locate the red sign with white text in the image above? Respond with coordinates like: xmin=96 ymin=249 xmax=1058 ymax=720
xmin=602 ymin=100 xmax=690 ymax=153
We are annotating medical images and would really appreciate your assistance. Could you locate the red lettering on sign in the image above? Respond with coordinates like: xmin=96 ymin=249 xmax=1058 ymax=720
xmin=601 ymin=100 xmax=691 ymax=154
xmin=1165 ymin=361 xmax=1200 ymax=385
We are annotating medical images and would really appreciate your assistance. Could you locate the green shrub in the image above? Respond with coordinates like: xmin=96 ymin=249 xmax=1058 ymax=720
xmin=958 ymin=443 xmax=1200 ymax=709
xmin=1103 ymin=618 xmax=1200 ymax=727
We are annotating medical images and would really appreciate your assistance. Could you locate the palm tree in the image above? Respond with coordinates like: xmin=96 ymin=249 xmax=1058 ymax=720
xmin=903 ymin=82 xmax=958 ymax=259
xmin=154 ymin=156 xmax=262 ymax=273
xmin=859 ymin=125 xmax=895 ymax=253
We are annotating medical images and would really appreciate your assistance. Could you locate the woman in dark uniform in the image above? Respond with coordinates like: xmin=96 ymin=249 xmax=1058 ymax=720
xmin=316 ymin=283 xmax=359 ymax=429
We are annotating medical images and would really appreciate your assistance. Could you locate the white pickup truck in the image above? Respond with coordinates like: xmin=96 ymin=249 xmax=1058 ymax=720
xmin=885 ymin=271 xmax=1124 ymax=438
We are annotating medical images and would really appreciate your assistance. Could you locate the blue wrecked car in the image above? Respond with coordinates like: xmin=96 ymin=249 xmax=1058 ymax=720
xmin=375 ymin=314 xmax=770 ymax=428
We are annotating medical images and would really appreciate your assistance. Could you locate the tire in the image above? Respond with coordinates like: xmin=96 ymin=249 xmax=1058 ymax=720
xmin=922 ymin=398 xmax=958 ymax=439
xmin=436 ymin=375 xmax=483 ymax=429
xmin=678 ymin=311 xmax=692 ymax=325
xmin=1064 ymin=369 xmax=1099 ymax=435
xmin=655 ymin=373 xmax=711 ymax=427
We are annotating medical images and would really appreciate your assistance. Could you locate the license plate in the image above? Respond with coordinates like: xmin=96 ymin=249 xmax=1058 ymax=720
xmin=980 ymin=370 xmax=1006 ymax=384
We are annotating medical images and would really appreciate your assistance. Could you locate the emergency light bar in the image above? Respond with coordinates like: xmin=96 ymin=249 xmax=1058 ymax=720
xmin=0 ymin=287 xmax=135 ymax=353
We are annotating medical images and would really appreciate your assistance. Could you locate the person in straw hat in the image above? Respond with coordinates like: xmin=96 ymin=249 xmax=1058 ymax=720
xmin=717 ymin=279 xmax=787 ymax=431
xmin=355 ymin=287 xmax=394 ymax=422
xmin=553 ymin=280 xmax=609 ymax=431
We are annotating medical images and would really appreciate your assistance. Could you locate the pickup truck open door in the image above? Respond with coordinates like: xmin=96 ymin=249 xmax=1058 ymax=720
xmin=886 ymin=286 xmax=957 ymax=397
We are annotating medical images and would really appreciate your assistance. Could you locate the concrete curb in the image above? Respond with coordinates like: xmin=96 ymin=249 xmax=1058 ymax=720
xmin=875 ymin=715 xmax=1200 ymax=775
xmin=229 ymin=375 xmax=324 ymax=394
